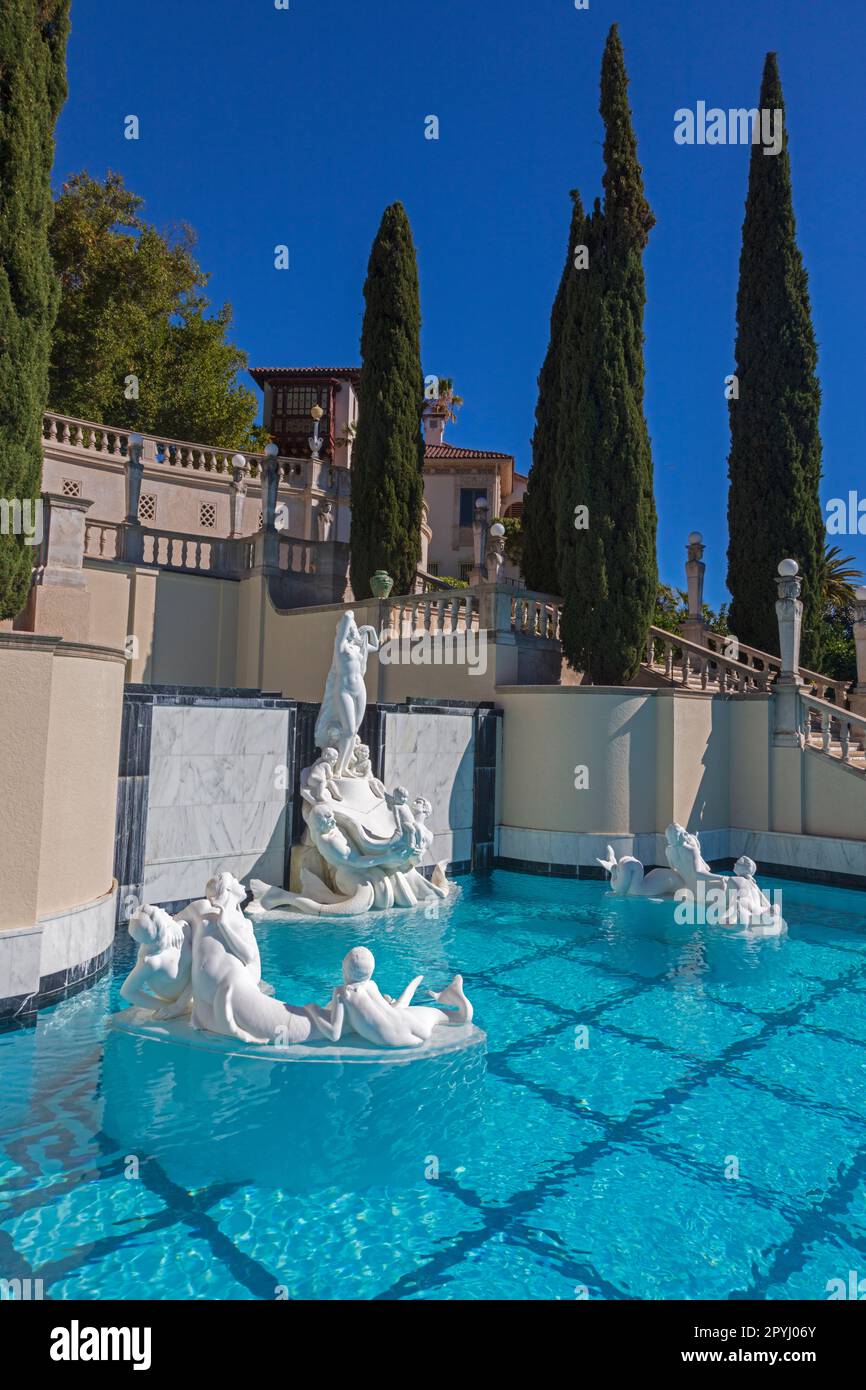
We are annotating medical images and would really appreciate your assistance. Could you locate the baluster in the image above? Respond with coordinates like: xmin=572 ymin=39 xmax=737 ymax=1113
xmin=700 ymin=658 xmax=708 ymax=691
xmin=841 ymin=719 xmax=851 ymax=762
xmin=681 ymin=650 xmax=689 ymax=686
xmin=719 ymin=666 xmax=727 ymax=694
xmin=664 ymin=641 xmax=673 ymax=681
xmin=646 ymin=632 xmax=654 ymax=666
xmin=821 ymin=710 xmax=831 ymax=752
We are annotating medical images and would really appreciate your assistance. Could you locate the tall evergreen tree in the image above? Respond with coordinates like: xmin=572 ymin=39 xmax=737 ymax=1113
xmin=557 ymin=25 xmax=657 ymax=683
xmin=350 ymin=202 xmax=425 ymax=600
xmin=726 ymin=53 xmax=824 ymax=666
xmin=0 ymin=1 xmax=69 ymax=620
xmin=522 ymin=192 xmax=586 ymax=595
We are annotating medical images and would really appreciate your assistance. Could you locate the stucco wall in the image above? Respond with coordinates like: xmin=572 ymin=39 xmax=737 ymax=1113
xmin=0 ymin=634 xmax=124 ymax=1015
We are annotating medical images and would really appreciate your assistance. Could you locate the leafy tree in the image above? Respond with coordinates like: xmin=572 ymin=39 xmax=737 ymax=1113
xmin=726 ymin=54 xmax=824 ymax=667
xmin=350 ymin=202 xmax=425 ymax=599
xmin=0 ymin=0 xmax=70 ymax=620
xmin=48 ymin=172 xmax=264 ymax=449
xmin=557 ymin=26 xmax=657 ymax=683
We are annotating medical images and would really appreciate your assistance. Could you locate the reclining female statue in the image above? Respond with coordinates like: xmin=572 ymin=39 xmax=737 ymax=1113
xmin=315 ymin=947 xmax=473 ymax=1049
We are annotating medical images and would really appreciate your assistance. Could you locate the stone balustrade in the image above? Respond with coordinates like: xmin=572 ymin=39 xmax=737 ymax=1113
xmin=703 ymin=631 xmax=848 ymax=705
xmin=646 ymin=626 xmax=773 ymax=693
xmin=801 ymin=692 xmax=866 ymax=771
xmin=43 ymin=410 xmax=326 ymax=491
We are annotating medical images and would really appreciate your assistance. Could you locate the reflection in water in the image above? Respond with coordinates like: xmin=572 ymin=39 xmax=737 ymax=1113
xmin=100 ymin=1030 xmax=487 ymax=1193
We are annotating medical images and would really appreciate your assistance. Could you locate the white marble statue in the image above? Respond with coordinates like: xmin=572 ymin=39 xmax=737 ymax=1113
xmin=598 ymin=824 xmax=786 ymax=935
xmin=320 ymin=947 xmax=473 ymax=1049
xmin=118 ymin=895 xmax=474 ymax=1051
xmin=314 ymin=610 xmax=381 ymax=776
xmin=247 ymin=614 xmax=453 ymax=917
xmin=120 ymin=904 xmax=193 ymax=1019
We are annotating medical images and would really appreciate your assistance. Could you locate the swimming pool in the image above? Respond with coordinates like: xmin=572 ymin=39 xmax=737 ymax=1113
xmin=2 ymin=869 xmax=866 ymax=1301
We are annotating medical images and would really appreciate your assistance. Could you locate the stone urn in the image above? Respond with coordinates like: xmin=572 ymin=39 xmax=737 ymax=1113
xmin=370 ymin=570 xmax=394 ymax=599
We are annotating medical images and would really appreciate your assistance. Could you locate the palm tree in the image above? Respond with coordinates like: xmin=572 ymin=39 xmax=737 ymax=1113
xmin=429 ymin=376 xmax=463 ymax=423
xmin=823 ymin=544 xmax=864 ymax=610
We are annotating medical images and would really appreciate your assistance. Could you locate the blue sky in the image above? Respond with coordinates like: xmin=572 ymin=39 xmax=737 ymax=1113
xmin=54 ymin=0 xmax=866 ymax=606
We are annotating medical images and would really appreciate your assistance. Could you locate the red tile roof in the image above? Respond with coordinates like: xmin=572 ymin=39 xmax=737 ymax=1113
xmin=249 ymin=366 xmax=361 ymax=386
xmin=425 ymin=443 xmax=513 ymax=461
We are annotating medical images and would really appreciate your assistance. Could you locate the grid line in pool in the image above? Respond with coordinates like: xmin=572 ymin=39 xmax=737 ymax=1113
xmin=2 ymin=870 xmax=866 ymax=1300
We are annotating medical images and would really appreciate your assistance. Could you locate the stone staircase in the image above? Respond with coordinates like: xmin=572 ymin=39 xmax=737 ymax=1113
xmin=642 ymin=626 xmax=866 ymax=774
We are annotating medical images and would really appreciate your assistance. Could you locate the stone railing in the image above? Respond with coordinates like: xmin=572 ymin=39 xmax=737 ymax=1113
xmin=85 ymin=519 xmax=254 ymax=577
xmin=382 ymin=585 xmax=563 ymax=643
xmin=703 ymin=631 xmax=848 ymax=705
xmin=801 ymin=691 xmax=866 ymax=770
xmin=646 ymin=626 xmax=773 ymax=693
xmin=43 ymin=410 xmax=331 ymax=492
xmin=386 ymin=590 xmax=480 ymax=637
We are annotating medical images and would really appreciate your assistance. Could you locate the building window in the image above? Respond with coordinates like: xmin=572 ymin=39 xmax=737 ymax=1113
xmin=139 ymin=493 xmax=156 ymax=523
xmin=199 ymin=502 xmax=217 ymax=529
xmin=427 ymin=561 xmax=440 ymax=577
xmin=61 ymin=478 xmax=82 ymax=497
xmin=459 ymin=487 xmax=487 ymax=527
xmin=459 ymin=561 xmax=473 ymax=582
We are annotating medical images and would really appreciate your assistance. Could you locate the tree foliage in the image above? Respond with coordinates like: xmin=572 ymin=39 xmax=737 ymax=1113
xmin=48 ymin=172 xmax=264 ymax=449
xmin=555 ymin=25 xmax=658 ymax=683
xmin=350 ymin=202 xmax=425 ymax=599
xmin=726 ymin=53 xmax=824 ymax=667
xmin=0 ymin=0 xmax=70 ymax=619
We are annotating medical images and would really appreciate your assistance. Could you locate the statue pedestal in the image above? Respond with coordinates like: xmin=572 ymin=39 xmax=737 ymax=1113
xmin=113 ymin=1007 xmax=486 ymax=1063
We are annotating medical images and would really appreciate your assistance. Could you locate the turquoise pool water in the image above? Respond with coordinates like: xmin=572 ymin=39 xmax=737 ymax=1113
xmin=2 ymin=869 xmax=866 ymax=1301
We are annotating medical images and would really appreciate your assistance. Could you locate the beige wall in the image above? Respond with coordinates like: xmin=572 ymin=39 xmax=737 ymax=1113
xmin=0 ymin=635 xmax=124 ymax=932
xmin=37 ymin=647 xmax=124 ymax=917
xmin=495 ymin=684 xmax=865 ymax=849
xmin=83 ymin=560 xmax=239 ymax=687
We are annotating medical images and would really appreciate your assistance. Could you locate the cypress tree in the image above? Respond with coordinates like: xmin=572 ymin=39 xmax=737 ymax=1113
xmin=522 ymin=192 xmax=586 ymax=595
xmin=558 ymin=25 xmax=657 ymax=683
xmin=350 ymin=202 xmax=425 ymax=600
xmin=726 ymin=53 xmax=824 ymax=666
xmin=0 ymin=1 xmax=69 ymax=620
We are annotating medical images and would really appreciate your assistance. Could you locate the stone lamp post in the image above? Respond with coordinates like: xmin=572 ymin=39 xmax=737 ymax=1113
xmin=774 ymin=557 xmax=804 ymax=748
xmin=682 ymin=531 xmax=706 ymax=647
xmin=849 ymin=586 xmax=866 ymax=716
xmin=471 ymin=496 xmax=490 ymax=586
xmin=260 ymin=442 xmax=280 ymax=569
xmin=487 ymin=520 xmax=506 ymax=583
xmin=309 ymin=404 xmax=324 ymax=460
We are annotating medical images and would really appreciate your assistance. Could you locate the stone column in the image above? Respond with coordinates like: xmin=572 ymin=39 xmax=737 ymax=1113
xmin=119 ymin=432 xmax=145 ymax=565
xmin=229 ymin=453 xmax=248 ymax=537
xmin=848 ymin=586 xmax=866 ymax=716
xmin=124 ymin=432 xmax=145 ymax=524
xmin=17 ymin=493 xmax=92 ymax=642
xmin=773 ymin=557 xmax=804 ymax=748
xmin=681 ymin=531 xmax=706 ymax=647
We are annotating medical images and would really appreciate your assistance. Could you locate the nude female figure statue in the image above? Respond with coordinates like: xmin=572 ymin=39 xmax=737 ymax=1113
xmin=314 ymin=611 xmax=382 ymax=777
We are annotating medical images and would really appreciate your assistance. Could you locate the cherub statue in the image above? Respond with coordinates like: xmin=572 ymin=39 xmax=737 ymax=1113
xmin=318 ymin=946 xmax=473 ymax=1048
xmin=411 ymin=796 xmax=434 ymax=856
xmin=120 ymin=904 xmax=193 ymax=1019
xmin=386 ymin=786 xmax=416 ymax=839
xmin=347 ymin=742 xmax=385 ymax=797
xmin=301 ymin=746 xmax=344 ymax=806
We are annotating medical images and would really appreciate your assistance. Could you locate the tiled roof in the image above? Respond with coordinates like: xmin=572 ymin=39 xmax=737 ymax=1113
xmin=249 ymin=366 xmax=361 ymax=385
xmin=425 ymin=443 xmax=513 ymax=461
